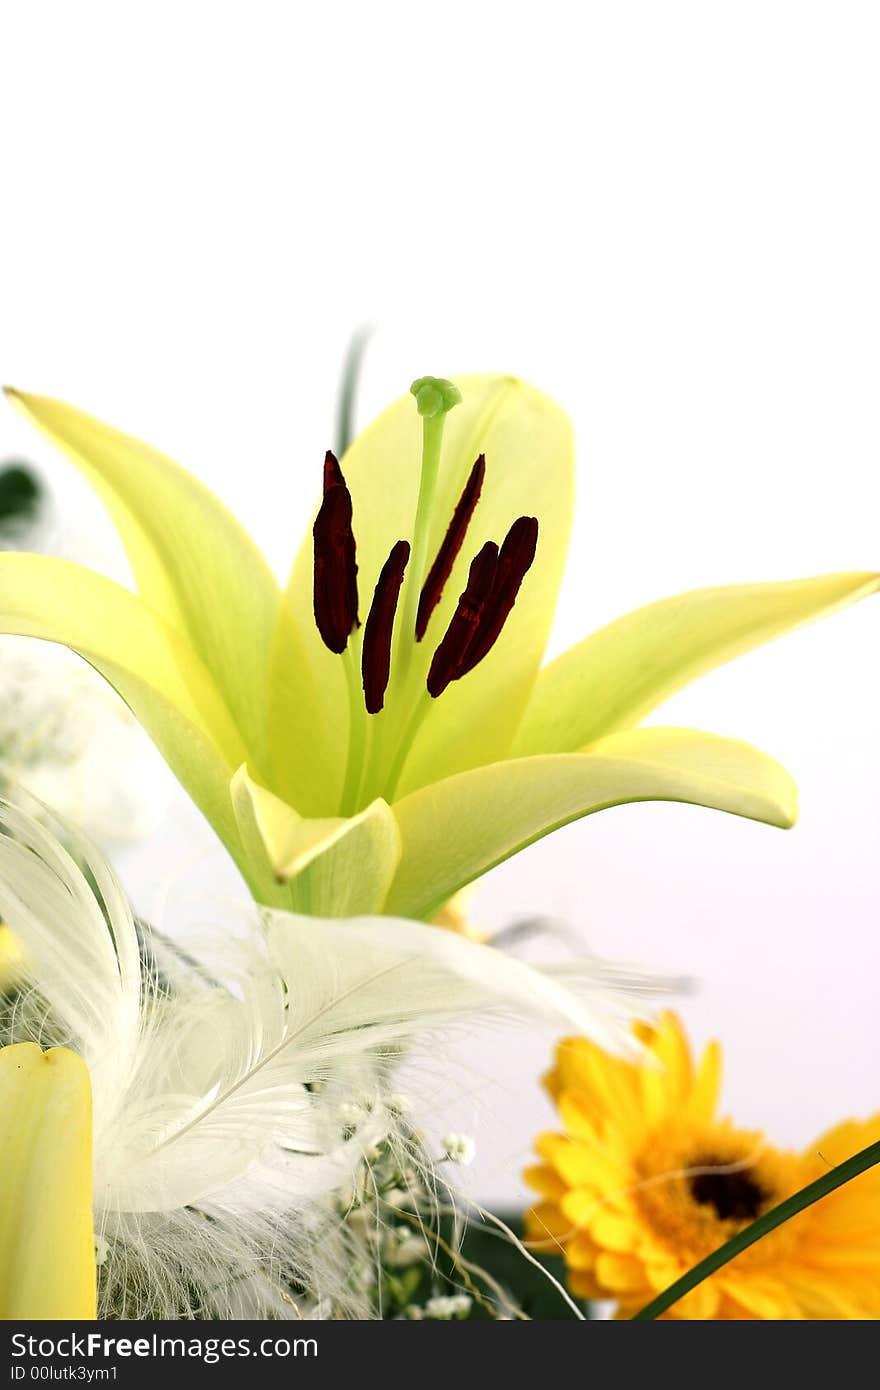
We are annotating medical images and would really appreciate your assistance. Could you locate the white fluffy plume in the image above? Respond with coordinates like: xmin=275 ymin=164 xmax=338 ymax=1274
xmin=0 ymin=798 xmax=657 ymax=1318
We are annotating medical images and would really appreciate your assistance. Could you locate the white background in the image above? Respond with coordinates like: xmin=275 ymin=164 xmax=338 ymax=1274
xmin=1 ymin=2 xmax=878 ymax=1205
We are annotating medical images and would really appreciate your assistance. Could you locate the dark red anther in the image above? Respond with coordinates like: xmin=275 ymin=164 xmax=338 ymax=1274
xmin=416 ymin=455 xmax=486 ymax=641
xmin=462 ymin=516 xmax=538 ymax=670
xmin=362 ymin=540 xmax=410 ymax=714
xmin=313 ymin=457 xmax=359 ymax=654
xmin=323 ymin=449 xmax=346 ymax=493
xmin=426 ymin=542 xmax=499 ymax=698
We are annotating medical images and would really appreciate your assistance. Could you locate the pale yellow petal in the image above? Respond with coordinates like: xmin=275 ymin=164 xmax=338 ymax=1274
xmin=513 ymin=572 xmax=880 ymax=757
xmin=231 ymin=766 xmax=401 ymax=916
xmin=386 ymin=727 xmax=798 ymax=919
xmin=0 ymin=1043 xmax=96 ymax=1319
xmin=5 ymin=388 xmax=287 ymax=775
xmin=0 ymin=553 xmax=249 ymax=878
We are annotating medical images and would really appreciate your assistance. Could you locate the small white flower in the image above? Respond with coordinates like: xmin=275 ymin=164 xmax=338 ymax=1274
xmin=386 ymin=1233 xmax=426 ymax=1268
xmin=425 ymin=1293 xmax=472 ymax=1319
xmin=338 ymin=1101 xmax=366 ymax=1129
xmin=442 ymin=1132 xmax=476 ymax=1166
xmin=387 ymin=1093 xmax=412 ymax=1116
xmin=383 ymin=1186 xmax=414 ymax=1210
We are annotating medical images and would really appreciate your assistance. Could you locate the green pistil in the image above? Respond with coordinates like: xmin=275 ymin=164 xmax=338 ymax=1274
xmin=402 ymin=378 xmax=462 ymax=648
xmin=374 ymin=378 xmax=461 ymax=799
xmin=395 ymin=379 xmax=460 ymax=667
xmin=410 ymin=376 xmax=462 ymax=420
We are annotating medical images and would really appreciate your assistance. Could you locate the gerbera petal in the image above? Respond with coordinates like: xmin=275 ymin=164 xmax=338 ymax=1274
xmin=524 ymin=1201 xmax=572 ymax=1244
xmin=385 ymin=727 xmax=798 ymax=919
xmin=639 ymin=1012 xmax=695 ymax=1123
xmin=567 ymin=1270 xmax=604 ymax=1300
xmin=0 ymin=1043 xmax=96 ymax=1319
xmin=688 ymin=1038 xmax=723 ymax=1124
xmin=279 ymin=375 xmax=574 ymax=808
xmin=512 ymin=572 xmax=880 ymax=757
xmin=5 ymin=388 xmax=286 ymax=774
xmin=0 ymin=553 xmax=248 ymax=875
xmin=595 ymin=1251 xmax=651 ymax=1294
xmin=555 ymin=1038 xmax=644 ymax=1135
xmin=566 ymin=1231 xmax=600 ymax=1271
xmin=673 ymin=1280 xmax=722 ymax=1320
xmin=588 ymin=1209 xmax=641 ymax=1255
xmin=523 ymin=1164 xmax=569 ymax=1201
xmin=806 ymin=1114 xmax=880 ymax=1173
xmin=720 ymin=1276 xmax=804 ymax=1320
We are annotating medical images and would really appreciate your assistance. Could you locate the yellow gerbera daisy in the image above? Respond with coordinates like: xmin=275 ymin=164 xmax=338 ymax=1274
xmin=525 ymin=1013 xmax=880 ymax=1319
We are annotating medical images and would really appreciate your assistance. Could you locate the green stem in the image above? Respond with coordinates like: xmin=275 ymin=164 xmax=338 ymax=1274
xmin=357 ymin=707 xmax=387 ymax=807
xmin=631 ymin=1137 xmax=880 ymax=1319
xmin=339 ymin=642 xmax=366 ymax=815
xmin=335 ymin=325 xmax=372 ymax=456
xmin=383 ymin=689 xmax=432 ymax=800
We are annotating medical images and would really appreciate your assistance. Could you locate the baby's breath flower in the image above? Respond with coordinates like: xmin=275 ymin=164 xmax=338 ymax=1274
xmin=387 ymin=1093 xmax=413 ymax=1116
xmin=382 ymin=1186 xmax=413 ymax=1210
xmin=425 ymin=1293 xmax=472 ymax=1320
xmin=387 ymin=1234 xmax=426 ymax=1269
xmin=338 ymin=1101 xmax=365 ymax=1128
xmin=442 ymin=1133 xmax=476 ymax=1166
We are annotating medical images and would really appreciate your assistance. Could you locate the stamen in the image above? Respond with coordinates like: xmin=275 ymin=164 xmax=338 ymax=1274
xmin=362 ymin=540 xmax=411 ymax=714
xmin=313 ymin=458 xmax=359 ymax=654
xmin=460 ymin=515 xmax=538 ymax=670
xmin=323 ymin=448 xmax=346 ymax=493
xmin=416 ymin=455 xmax=486 ymax=641
xmin=426 ymin=542 xmax=499 ymax=698
xmin=425 ymin=517 xmax=539 ymax=698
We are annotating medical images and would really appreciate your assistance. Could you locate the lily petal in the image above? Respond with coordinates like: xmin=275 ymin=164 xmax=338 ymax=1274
xmin=386 ymin=727 xmax=798 ymax=919
xmin=0 ymin=553 xmax=248 ymax=875
xmin=279 ymin=375 xmax=574 ymax=809
xmin=513 ymin=572 xmax=880 ymax=757
xmin=5 ymin=388 xmax=285 ymax=773
xmin=231 ymin=766 xmax=401 ymax=916
xmin=0 ymin=1042 xmax=96 ymax=1319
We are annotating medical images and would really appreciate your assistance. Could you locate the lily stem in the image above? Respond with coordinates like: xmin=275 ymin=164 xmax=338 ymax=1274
xmin=631 ymin=1137 xmax=880 ymax=1319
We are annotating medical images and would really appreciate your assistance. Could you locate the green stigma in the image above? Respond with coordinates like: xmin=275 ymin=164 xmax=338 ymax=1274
xmin=410 ymin=377 xmax=462 ymax=419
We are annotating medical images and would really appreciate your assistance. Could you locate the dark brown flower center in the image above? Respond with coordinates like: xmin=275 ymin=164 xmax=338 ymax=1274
xmin=689 ymin=1161 xmax=767 ymax=1223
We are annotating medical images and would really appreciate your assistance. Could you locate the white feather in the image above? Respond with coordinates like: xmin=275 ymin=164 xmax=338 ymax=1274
xmin=0 ymin=798 xmax=664 ymax=1317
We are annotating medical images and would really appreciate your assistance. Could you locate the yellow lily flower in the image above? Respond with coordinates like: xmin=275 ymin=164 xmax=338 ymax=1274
xmin=0 ymin=377 xmax=875 ymax=919
xmin=0 ymin=1042 xmax=96 ymax=1320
